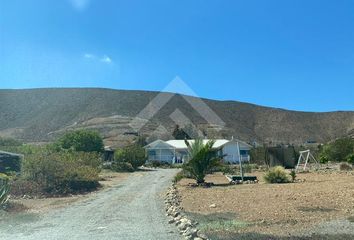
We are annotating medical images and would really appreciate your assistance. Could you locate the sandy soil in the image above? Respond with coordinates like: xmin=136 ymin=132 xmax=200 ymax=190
xmin=177 ymin=170 xmax=354 ymax=239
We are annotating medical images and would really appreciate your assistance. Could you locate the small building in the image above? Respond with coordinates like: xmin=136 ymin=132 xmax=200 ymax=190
xmin=144 ymin=139 xmax=252 ymax=164
xmin=103 ymin=146 xmax=115 ymax=162
xmin=265 ymin=146 xmax=297 ymax=168
xmin=0 ymin=150 xmax=23 ymax=173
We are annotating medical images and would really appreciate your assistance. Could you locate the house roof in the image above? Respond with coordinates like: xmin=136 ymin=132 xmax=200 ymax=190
xmin=145 ymin=138 xmax=252 ymax=150
xmin=144 ymin=139 xmax=176 ymax=149
xmin=227 ymin=138 xmax=253 ymax=148
xmin=0 ymin=150 xmax=24 ymax=157
xmin=165 ymin=139 xmax=229 ymax=149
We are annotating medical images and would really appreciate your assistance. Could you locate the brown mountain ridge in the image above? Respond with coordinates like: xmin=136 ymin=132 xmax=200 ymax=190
xmin=0 ymin=88 xmax=353 ymax=147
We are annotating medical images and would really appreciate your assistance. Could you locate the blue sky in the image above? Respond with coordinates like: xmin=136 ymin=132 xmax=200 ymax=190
xmin=0 ymin=0 xmax=353 ymax=112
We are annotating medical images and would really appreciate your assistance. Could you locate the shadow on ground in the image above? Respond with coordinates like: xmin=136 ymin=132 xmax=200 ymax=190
xmin=185 ymin=212 xmax=354 ymax=240
xmin=207 ymin=232 xmax=354 ymax=240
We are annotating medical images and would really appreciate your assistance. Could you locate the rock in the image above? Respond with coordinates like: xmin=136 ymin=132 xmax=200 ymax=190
xmin=197 ymin=232 xmax=208 ymax=239
xmin=172 ymin=211 xmax=179 ymax=218
xmin=191 ymin=220 xmax=198 ymax=225
xmin=183 ymin=227 xmax=198 ymax=237
xmin=178 ymin=222 xmax=189 ymax=231
xmin=209 ymin=203 xmax=216 ymax=208
xmin=165 ymin=184 xmax=206 ymax=240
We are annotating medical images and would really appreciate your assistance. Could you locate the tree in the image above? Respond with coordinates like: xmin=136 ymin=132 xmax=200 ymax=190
xmin=134 ymin=135 xmax=147 ymax=147
xmin=182 ymin=139 xmax=221 ymax=184
xmin=183 ymin=124 xmax=201 ymax=139
xmin=57 ymin=130 xmax=104 ymax=153
xmin=319 ymin=138 xmax=354 ymax=162
xmin=114 ymin=144 xmax=146 ymax=170
xmin=172 ymin=125 xmax=191 ymax=140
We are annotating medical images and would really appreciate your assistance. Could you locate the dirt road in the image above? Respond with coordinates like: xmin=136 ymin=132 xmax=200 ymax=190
xmin=0 ymin=169 xmax=181 ymax=240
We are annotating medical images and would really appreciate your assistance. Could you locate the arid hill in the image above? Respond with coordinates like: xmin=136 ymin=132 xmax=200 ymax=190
xmin=0 ymin=88 xmax=353 ymax=147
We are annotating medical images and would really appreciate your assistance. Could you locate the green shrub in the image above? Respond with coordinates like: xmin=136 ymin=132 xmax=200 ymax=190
xmin=0 ymin=144 xmax=44 ymax=155
xmin=290 ymin=169 xmax=297 ymax=182
xmin=242 ymin=163 xmax=255 ymax=173
xmin=145 ymin=160 xmax=171 ymax=168
xmin=172 ymin=170 xmax=194 ymax=183
xmin=114 ymin=145 xmax=146 ymax=171
xmin=319 ymin=154 xmax=329 ymax=164
xmin=21 ymin=151 xmax=102 ymax=195
xmin=0 ymin=137 xmax=22 ymax=147
xmin=145 ymin=160 xmax=161 ymax=168
xmin=57 ymin=130 xmax=104 ymax=153
xmin=264 ymin=166 xmax=290 ymax=184
xmin=173 ymin=171 xmax=185 ymax=183
xmin=220 ymin=164 xmax=238 ymax=175
xmin=320 ymin=138 xmax=354 ymax=162
xmin=220 ymin=163 xmax=257 ymax=175
xmin=170 ymin=164 xmax=183 ymax=169
xmin=151 ymin=160 xmax=165 ymax=168
xmin=111 ymin=162 xmax=135 ymax=172
xmin=347 ymin=153 xmax=354 ymax=165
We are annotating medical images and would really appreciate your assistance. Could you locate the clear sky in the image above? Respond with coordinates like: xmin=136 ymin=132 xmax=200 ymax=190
xmin=0 ymin=0 xmax=353 ymax=112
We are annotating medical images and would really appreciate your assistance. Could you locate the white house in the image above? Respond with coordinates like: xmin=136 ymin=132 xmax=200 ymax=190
xmin=144 ymin=138 xmax=252 ymax=164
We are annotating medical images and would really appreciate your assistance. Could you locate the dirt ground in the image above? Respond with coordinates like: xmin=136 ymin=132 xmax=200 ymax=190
xmin=0 ymin=169 xmax=181 ymax=240
xmin=177 ymin=170 xmax=354 ymax=239
xmin=4 ymin=170 xmax=130 ymax=214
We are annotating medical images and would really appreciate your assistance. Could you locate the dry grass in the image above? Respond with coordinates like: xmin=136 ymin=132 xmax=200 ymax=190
xmin=177 ymin=170 xmax=354 ymax=239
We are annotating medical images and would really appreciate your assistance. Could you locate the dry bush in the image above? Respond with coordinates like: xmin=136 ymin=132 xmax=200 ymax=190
xmin=339 ymin=162 xmax=353 ymax=171
xmin=20 ymin=151 xmax=102 ymax=195
xmin=9 ymin=179 xmax=43 ymax=198
xmin=263 ymin=166 xmax=290 ymax=184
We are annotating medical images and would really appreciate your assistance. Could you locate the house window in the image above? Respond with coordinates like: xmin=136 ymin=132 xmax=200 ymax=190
xmin=148 ymin=150 xmax=156 ymax=156
xmin=240 ymin=150 xmax=249 ymax=156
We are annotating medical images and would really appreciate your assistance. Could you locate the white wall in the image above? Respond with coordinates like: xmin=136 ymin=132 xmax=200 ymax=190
xmin=147 ymin=149 xmax=175 ymax=164
xmin=222 ymin=141 xmax=251 ymax=163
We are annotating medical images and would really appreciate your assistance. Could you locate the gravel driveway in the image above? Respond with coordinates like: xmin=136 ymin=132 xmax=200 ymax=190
xmin=0 ymin=169 xmax=181 ymax=240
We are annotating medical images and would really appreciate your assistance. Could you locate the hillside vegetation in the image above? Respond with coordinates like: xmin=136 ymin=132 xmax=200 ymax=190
xmin=0 ymin=88 xmax=353 ymax=146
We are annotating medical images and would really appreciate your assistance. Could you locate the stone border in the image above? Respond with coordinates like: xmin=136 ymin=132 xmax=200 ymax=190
xmin=164 ymin=184 xmax=209 ymax=240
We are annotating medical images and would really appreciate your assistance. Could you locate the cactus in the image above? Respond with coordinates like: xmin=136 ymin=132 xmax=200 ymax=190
xmin=0 ymin=177 xmax=10 ymax=206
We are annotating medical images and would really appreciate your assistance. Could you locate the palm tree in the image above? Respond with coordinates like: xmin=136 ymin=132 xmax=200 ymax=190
xmin=0 ymin=176 xmax=10 ymax=206
xmin=183 ymin=139 xmax=221 ymax=184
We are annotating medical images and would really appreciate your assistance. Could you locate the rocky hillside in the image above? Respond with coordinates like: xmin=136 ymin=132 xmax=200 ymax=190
xmin=0 ymin=88 xmax=353 ymax=147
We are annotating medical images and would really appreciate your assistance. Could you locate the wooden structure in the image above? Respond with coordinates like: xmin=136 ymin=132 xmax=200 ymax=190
xmin=0 ymin=150 xmax=23 ymax=173
xmin=265 ymin=146 xmax=297 ymax=168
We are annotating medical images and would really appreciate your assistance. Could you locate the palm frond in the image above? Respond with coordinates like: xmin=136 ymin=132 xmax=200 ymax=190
xmin=183 ymin=139 xmax=221 ymax=184
xmin=0 ymin=177 xmax=10 ymax=206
